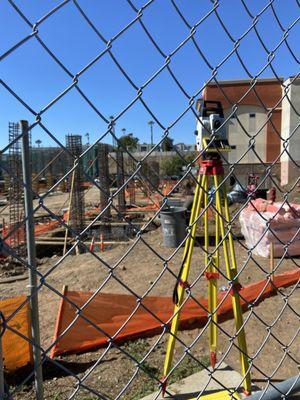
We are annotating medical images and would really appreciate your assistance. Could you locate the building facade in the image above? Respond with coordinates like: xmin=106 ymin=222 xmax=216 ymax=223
xmin=198 ymin=77 xmax=299 ymax=185
xmin=280 ymin=77 xmax=300 ymax=185
xmin=199 ymin=77 xmax=283 ymax=164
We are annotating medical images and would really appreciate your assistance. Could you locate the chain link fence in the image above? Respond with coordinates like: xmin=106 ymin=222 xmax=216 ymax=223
xmin=0 ymin=1 xmax=299 ymax=399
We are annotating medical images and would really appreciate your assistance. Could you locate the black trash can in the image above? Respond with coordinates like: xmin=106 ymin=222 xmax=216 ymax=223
xmin=160 ymin=206 xmax=187 ymax=248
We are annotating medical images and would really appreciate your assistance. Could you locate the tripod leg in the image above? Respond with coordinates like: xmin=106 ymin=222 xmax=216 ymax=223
xmin=221 ymin=182 xmax=251 ymax=394
xmin=203 ymin=174 xmax=218 ymax=367
xmin=162 ymin=173 xmax=205 ymax=393
xmin=213 ymin=174 xmax=251 ymax=395
xmin=206 ymin=185 xmax=219 ymax=368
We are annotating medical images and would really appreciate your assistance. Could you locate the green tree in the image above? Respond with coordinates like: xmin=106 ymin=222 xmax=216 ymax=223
xmin=118 ymin=134 xmax=139 ymax=151
xmin=161 ymin=136 xmax=174 ymax=152
xmin=161 ymin=154 xmax=195 ymax=176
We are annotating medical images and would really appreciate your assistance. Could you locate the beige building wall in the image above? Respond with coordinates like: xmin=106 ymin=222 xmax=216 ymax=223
xmin=281 ymin=78 xmax=300 ymax=186
xmin=224 ymin=105 xmax=268 ymax=164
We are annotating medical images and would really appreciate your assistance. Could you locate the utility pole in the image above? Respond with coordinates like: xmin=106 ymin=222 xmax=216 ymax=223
xmin=148 ymin=120 xmax=154 ymax=148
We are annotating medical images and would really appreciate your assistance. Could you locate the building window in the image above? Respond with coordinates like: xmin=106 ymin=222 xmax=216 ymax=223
xmin=249 ymin=113 xmax=256 ymax=132
xmin=140 ymin=146 xmax=147 ymax=152
xmin=229 ymin=114 xmax=237 ymax=133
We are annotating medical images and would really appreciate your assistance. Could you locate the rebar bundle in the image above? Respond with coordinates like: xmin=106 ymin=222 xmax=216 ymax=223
xmin=65 ymin=135 xmax=85 ymax=236
xmin=7 ymin=122 xmax=24 ymax=254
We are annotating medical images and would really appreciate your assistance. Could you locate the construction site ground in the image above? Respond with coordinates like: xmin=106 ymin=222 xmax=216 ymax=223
xmin=2 ymin=215 xmax=299 ymax=400
xmin=1 ymin=185 xmax=145 ymax=220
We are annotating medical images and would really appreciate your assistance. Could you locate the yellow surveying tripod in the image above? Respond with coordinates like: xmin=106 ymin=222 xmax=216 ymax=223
xmin=161 ymin=152 xmax=251 ymax=396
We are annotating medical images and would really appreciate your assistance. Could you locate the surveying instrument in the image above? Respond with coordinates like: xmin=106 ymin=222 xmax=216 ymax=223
xmin=161 ymin=101 xmax=251 ymax=396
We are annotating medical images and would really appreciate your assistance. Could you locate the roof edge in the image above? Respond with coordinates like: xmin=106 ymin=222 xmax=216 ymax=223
xmin=205 ymin=77 xmax=284 ymax=86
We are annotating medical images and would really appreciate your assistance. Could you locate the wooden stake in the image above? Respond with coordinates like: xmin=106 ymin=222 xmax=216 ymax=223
xmin=100 ymin=234 xmax=104 ymax=252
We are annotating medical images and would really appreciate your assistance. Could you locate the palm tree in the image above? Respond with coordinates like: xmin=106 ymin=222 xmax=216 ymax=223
xmin=35 ymin=139 xmax=42 ymax=148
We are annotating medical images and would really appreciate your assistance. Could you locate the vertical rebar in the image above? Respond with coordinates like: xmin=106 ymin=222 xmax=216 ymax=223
xmin=46 ymin=172 xmax=53 ymax=190
xmin=98 ymin=143 xmax=111 ymax=220
xmin=32 ymin=174 xmax=39 ymax=195
xmin=127 ymin=158 xmax=136 ymax=205
xmin=66 ymin=135 xmax=85 ymax=254
xmin=148 ymin=161 xmax=160 ymax=190
xmin=8 ymin=122 xmax=24 ymax=255
xmin=116 ymin=149 xmax=126 ymax=215
xmin=20 ymin=120 xmax=44 ymax=400
xmin=66 ymin=135 xmax=85 ymax=237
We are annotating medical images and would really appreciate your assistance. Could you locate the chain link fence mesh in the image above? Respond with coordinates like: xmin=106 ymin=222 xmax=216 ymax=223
xmin=0 ymin=1 xmax=299 ymax=399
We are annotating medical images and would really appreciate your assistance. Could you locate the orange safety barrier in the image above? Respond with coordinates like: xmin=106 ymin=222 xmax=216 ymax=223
xmin=89 ymin=236 xmax=95 ymax=252
xmin=0 ymin=296 xmax=33 ymax=373
xmin=127 ymin=203 xmax=159 ymax=212
xmin=1 ymin=220 xmax=61 ymax=253
xmin=34 ymin=220 xmax=60 ymax=236
xmin=50 ymin=269 xmax=300 ymax=358
xmin=3 ymin=220 xmax=60 ymax=240
xmin=160 ymin=179 xmax=179 ymax=196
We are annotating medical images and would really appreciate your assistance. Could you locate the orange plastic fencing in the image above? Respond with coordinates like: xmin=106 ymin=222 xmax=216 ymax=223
xmin=3 ymin=220 xmax=60 ymax=240
xmin=0 ymin=296 xmax=33 ymax=373
xmin=34 ymin=220 xmax=61 ymax=236
xmin=50 ymin=269 xmax=300 ymax=358
xmin=2 ymin=220 xmax=61 ymax=251
xmin=127 ymin=203 xmax=159 ymax=212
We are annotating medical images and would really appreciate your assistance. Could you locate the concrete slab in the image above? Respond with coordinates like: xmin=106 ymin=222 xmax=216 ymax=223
xmin=140 ymin=363 xmax=255 ymax=400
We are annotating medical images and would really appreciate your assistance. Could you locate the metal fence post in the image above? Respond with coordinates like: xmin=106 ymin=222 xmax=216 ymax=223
xmin=20 ymin=120 xmax=44 ymax=400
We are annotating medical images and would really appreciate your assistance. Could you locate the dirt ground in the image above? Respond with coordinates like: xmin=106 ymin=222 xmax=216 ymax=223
xmin=0 ymin=185 xmax=155 ymax=221
xmin=2 ymin=218 xmax=299 ymax=399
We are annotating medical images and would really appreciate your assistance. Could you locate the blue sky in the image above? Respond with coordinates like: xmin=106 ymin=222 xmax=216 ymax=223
xmin=0 ymin=0 xmax=299 ymax=149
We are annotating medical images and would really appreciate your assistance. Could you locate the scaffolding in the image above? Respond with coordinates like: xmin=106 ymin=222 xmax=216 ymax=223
xmin=65 ymin=135 xmax=85 ymax=237
xmin=8 ymin=122 xmax=24 ymax=255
